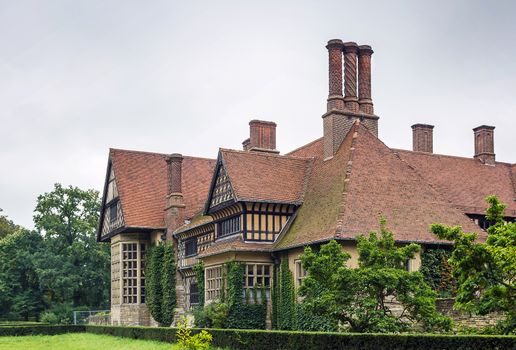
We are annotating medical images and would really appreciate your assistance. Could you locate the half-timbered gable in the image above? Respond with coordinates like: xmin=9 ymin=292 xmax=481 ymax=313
xmin=99 ymin=163 xmax=125 ymax=240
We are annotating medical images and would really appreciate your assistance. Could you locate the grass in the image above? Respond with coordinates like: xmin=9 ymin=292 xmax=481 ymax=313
xmin=0 ymin=333 xmax=218 ymax=350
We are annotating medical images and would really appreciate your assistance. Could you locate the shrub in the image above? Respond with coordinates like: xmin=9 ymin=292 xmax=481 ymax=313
xmin=176 ymin=317 xmax=213 ymax=350
xmin=39 ymin=304 xmax=73 ymax=325
xmin=0 ymin=325 xmax=84 ymax=336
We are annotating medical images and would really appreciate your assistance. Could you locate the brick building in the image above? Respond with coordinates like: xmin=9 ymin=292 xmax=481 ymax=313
xmin=97 ymin=39 xmax=516 ymax=326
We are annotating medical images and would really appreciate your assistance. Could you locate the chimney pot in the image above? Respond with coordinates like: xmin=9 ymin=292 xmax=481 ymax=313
xmin=248 ymin=120 xmax=279 ymax=154
xmin=411 ymin=124 xmax=434 ymax=153
xmin=473 ymin=125 xmax=495 ymax=165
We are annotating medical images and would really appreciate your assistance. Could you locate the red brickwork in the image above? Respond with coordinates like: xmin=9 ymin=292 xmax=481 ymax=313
xmin=473 ymin=125 xmax=495 ymax=165
xmin=411 ymin=124 xmax=434 ymax=153
xmin=249 ymin=120 xmax=278 ymax=153
xmin=343 ymin=42 xmax=359 ymax=112
xmin=326 ymin=39 xmax=345 ymax=111
xmin=166 ymin=153 xmax=183 ymax=194
xmin=358 ymin=45 xmax=374 ymax=114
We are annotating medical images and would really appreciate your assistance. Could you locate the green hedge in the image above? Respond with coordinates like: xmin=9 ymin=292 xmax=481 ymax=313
xmin=0 ymin=325 xmax=84 ymax=336
xmin=83 ymin=325 xmax=516 ymax=350
xmin=2 ymin=325 xmax=515 ymax=350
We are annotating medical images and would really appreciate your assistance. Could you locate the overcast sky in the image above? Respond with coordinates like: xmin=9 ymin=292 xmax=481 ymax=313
xmin=1 ymin=0 xmax=515 ymax=229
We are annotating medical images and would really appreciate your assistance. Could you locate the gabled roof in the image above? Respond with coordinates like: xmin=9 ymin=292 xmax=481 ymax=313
xmin=98 ymin=148 xmax=215 ymax=239
xmin=394 ymin=150 xmax=516 ymax=217
xmin=275 ymin=122 xmax=485 ymax=250
xmin=208 ymin=149 xmax=313 ymax=206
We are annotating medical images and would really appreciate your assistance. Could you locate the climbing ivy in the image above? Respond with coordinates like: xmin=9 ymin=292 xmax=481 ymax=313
xmin=161 ymin=243 xmax=177 ymax=326
xmin=193 ymin=262 xmax=205 ymax=307
xmin=271 ymin=259 xmax=296 ymax=330
xmin=145 ymin=244 xmax=164 ymax=324
xmin=420 ymin=247 xmax=455 ymax=297
xmin=145 ymin=242 xmax=177 ymax=326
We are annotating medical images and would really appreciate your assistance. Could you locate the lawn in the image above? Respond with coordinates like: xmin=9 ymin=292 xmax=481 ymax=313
xmin=0 ymin=333 xmax=221 ymax=350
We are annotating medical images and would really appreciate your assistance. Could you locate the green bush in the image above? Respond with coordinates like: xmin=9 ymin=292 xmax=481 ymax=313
xmin=295 ymin=303 xmax=337 ymax=332
xmin=39 ymin=304 xmax=74 ymax=325
xmin=81 ymin=325 xmax=516 ymax=350
xmin=0 ymin=325 xmax=84 ymax=336
xmin=225 ymin=304 xmax=266 ymax=330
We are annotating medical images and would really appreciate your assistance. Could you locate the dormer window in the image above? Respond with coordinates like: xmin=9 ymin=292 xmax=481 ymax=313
xmin=185 ymin=238 xmax=198 ymax=257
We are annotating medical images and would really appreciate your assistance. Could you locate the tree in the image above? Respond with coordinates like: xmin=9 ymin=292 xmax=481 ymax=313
xmin=0 ymin=209 xmax=20 ymax=239
xmin=33 ymin=183 xmax=109 ymax=309
xmin=431 ymin=195 xmax=516 ymax=334
xmin=0 ymin=229 xmax=44 ymax=320
xmin=299 ymin=219 xmax=451 ymax=333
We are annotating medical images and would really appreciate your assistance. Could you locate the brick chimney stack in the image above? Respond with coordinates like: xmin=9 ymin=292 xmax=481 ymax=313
xmin=322 ymin=39 xmax=379 ymax=160
xmin=165 ymin=154 xmax=185 ymax=240
xmin=473 ymin=125 xmax=495 ymax=165
xmin=248 ymin=120 xmax=279 ymax=154
xmin=343 ymin=42 xmax=359 ymax=112
xmin=358 ymin=45 xmax=374 ymax=114
xmin=326 ymin=39 xmax=345 ymax=111
xmin=411 ymin=124 xmax=434 ymax=153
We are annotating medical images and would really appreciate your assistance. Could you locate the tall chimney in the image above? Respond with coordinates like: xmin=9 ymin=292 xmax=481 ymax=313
xmin=326 ymin=39 xmax=344 ymax=111
xmin=248 ymin=120 xmax=279 ymax=153
xmin=165 ymin=154 xmax=185 ymax=239
xmin=411 ymin=124 xmax=434 ymax=153
xmin=358 ymin=45 xmax=374 ymax=114
xmin=473 ymin=125 xmax=495 ymax=165
xmin=167 ymin=153 xmax=183 ymax=194
xmin=343 ymin=42 xmax=359 ymax=112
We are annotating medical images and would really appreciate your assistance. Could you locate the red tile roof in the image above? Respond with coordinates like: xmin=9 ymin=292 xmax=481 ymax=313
xmin=220 ymin=149 xmax=313 ymax=204
xmin=109 ymin=148 xmax=215 ymax=229
xmin=276 ymin=122 xmax=485 ymax=250
xmin=394 ymin=150 xmax=516 ymax=217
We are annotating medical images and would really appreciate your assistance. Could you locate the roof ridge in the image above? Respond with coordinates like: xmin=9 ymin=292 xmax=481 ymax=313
xmin=286 ymin=137 xmax=324 ymax=156
xmin=335 ymin=121 xmax=360 ymax=237
xmin=393 ymin=148 xmax=513 ymax=166
xmin=110 ymin=148 xmax=215 ymax=161
xmin=219 ymin=148 xmax=312 ymax=161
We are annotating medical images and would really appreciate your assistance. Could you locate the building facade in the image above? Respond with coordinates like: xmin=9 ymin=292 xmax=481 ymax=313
xmin=97 ymin=39 xmax=516 ymax=326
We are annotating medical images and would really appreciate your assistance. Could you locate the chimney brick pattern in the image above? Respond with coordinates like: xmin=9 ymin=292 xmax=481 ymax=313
xmin=412 ymin=124 xmax=434 ymax=153
xmin=358 ymin=45 xmax=374 ymax=114
xmin=166 ymin=153 xmax=183 ymax=194
xmin=473 ymin=125 xmax=496 ymax=165
xmin=343 ymin=42 xmax=359 ymax=112
xmin=249 ymin=120 xmax=278 ymax=153
xmin=326 ymin=39 xmax=345 ymax=111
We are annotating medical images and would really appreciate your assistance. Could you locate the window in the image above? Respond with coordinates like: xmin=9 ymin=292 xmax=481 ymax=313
xmin=244 ymin=264 xmax=272 ymax=303
xmin=122 ymin=242 xmax=146 ymax=304
xmin=295 ymin=260 xmax=307 ymax=287
xmin=206 ymin=266 xmax=223 ymax=301
xmin=190 ymin=282 xmax=199 ymax=306
xmin=185 ymin=239 xmax=197 ymax=257
xmin=218 ymin=216 xmax=241 ymax=238
xmin=109 ymin=202 xmax=118 ymax=223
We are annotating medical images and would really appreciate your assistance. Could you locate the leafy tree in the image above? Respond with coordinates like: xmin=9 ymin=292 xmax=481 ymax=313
xmin=33 ymin=183 xmax=109 ymax=309
xmin=299 ymin=220 xmax=451 ymax=333
xmin=431 ymin=195 xmax=516 ymax=334
xmin=0 ymin=229 xmax=44 ymax=320
xmin=0 ymin=209 xmax=20 ymax=239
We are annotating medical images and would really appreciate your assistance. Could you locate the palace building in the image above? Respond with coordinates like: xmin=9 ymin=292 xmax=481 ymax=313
xmin=97 ymin=39 xmax=516 ymax=326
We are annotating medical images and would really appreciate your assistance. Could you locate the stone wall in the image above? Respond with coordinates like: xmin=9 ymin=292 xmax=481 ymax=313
xmin=436 ymin=298 xmax=505 ymax=329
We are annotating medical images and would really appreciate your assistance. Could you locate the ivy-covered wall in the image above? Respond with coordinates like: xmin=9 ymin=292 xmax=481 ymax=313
xmin=420 ymin=247 xmax=455 ymax=297
xmin=144 ymin=243 xmax=176 ymax=326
